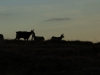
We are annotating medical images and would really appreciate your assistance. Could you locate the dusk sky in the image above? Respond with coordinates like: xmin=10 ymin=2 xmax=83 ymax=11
xmin=0 ymin=0 xmax=100 ymax=42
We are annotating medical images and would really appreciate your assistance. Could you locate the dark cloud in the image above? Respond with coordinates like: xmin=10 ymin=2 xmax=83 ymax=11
xmin=44 ymin=18 xmax=71 ymax=22
xmin=0 ymin=13 xmax=13 ymax=17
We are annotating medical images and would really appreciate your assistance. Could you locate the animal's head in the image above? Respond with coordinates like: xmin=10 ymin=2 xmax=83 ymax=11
xmin=31 ymin=29 xmax=35 ymax=34
xmin=61 ymin=34 xmax=64 ymax=38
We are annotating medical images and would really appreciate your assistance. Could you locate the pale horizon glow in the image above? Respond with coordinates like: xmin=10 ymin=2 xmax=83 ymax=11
xmin=0 ymin=0 xmax=100 ymax=42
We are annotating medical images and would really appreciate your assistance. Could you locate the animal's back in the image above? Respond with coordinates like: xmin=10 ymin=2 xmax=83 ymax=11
xmin=40 ymin=36 xmax=44 ymax=40
xmin=34 ymin=36 xmax=45 ymax=41
xmin=16 ymin=32 xmax=31 ymax=38
xmin=51 ymin=36 xmax=59 ymax=40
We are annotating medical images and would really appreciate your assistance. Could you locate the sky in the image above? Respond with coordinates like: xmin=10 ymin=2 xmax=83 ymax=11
xmin=0 ymin=0 xmax=100 ymax=42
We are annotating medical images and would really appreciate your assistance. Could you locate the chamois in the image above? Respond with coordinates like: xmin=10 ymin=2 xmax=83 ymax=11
xmin=15 ymin=30 xmax=34 ymax=41
xmin=51 ymin=34 xmax=64 ymax=41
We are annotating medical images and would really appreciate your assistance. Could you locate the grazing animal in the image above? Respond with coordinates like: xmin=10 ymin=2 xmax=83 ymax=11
xmin=51 ymin=34 xmax=64 ymax=41
xmin=32 ymin=33 xmax=45 ymax=41
xmin=15 ymin=30 xmax=34 ymax=41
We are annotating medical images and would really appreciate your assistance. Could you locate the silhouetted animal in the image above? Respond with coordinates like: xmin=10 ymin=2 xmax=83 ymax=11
xmin=0 ymin=34 xmax=4 ymax=40
xmin=51 ymin=34 xmax=64 ymax=41
xmin=32 ymin=33 xmax=44 ymax=41
xmin=15 ymin=30 xmax=34 ymax=41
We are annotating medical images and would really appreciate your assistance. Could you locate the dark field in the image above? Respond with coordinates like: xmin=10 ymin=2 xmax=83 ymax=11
xmin=0 ymin=40 xmax=100 ymax=75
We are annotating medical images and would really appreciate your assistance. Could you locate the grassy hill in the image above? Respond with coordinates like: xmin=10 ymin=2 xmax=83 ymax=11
xmin=0 ymin=40 xmax=100 ymax=75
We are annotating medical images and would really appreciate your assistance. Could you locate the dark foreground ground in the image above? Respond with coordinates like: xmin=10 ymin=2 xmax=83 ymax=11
xmin=0 ymin=40 xmax=100 ymax=75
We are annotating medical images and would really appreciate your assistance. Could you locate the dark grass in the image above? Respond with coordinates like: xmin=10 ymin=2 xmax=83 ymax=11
xmin=0 ymin=40 xmax=100 ymax=75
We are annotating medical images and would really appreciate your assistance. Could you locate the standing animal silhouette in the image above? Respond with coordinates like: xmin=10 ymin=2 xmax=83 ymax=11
xmin=15 ymin=30 xmax=34 ymax=41
xmin=51 ymin=34 xmax=64 ymax=41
